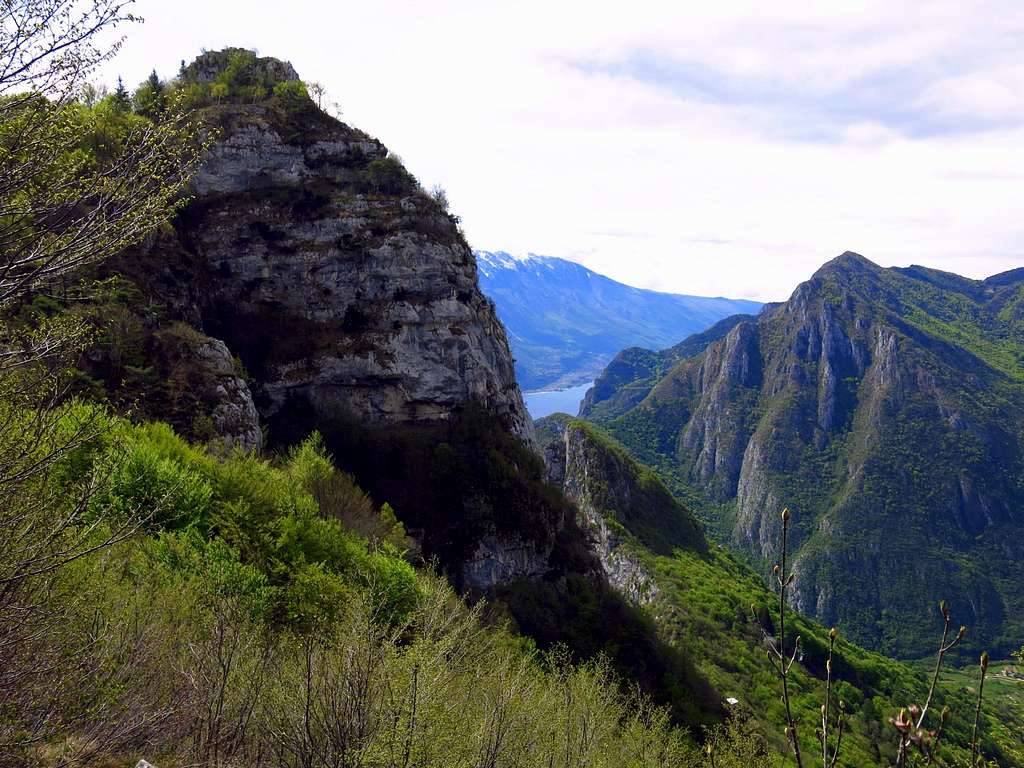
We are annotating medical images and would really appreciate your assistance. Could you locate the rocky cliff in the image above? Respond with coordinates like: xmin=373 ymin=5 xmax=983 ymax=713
xmin=579 ymin=313 xmax=757 ymax=422
xmin=589 ymin=252 xmax=1024 ymax=657
xmin=71 ymin=56 xmax=737 ymax=725
xmin=535 ymin=415 xmax=706 ymax=603
xmin=80 ymin=49 xmax=564 ymax=590
xmin=103 ymin=49 xmax=532 ymax=452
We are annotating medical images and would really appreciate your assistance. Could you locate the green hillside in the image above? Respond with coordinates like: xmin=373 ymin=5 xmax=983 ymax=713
xmin=585 ymin=253 xmax=1024 ymax=661
xmin=2 ymin=404 xmax=716 ymax=766
xmin=2 ymin=9 xmax=1021 ymax=765
xmin=536 ymin=417 xmax=1021 ymax=765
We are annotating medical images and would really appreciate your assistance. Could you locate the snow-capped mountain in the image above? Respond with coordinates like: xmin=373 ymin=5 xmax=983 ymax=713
xmin=475 ymin=250 xmax=762 ymax=391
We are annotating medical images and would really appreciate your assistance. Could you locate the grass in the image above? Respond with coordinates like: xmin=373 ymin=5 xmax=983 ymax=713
xmin=938 ymin=661 xmax=1024 ymax=765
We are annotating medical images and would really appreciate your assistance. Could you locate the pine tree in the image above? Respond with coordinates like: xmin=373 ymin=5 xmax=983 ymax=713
xmin=112 ymin=76 xmax=131 ymax=113
xmin=134 ymin=69 xmax=167 ymax=118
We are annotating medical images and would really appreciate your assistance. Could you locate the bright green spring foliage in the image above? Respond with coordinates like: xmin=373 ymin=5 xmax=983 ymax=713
xmin=0 ymin=88 xmax=205 ymax=317
xmin=3 ymin=404 xmax=775 ymax=767
xmin=159 ymin=47 xmax=314 ymax=113
xmin=64 ymin=412 xmax=421 ymax=630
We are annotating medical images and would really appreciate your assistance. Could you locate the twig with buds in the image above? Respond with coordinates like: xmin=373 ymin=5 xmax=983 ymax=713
xmin=892 ymin=601 xmax=967 ymax=767
xmin=751 ymin=507 xmax=805 ymax=768
xmin=819 ymin=627 xmax=845 ymax=768
xmin=970 ymin=651 xmax=989 ymax=767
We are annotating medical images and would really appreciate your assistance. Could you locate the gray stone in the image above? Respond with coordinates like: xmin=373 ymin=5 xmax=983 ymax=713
xmin=141 ymin=97 xmax=533 ymax=449
xmin=545 ymin=422 xmax=659 ymax=605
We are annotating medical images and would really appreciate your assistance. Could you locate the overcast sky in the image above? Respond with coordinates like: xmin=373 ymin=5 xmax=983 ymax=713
xmin=97 ymin=0 xmax=1024 ymax=301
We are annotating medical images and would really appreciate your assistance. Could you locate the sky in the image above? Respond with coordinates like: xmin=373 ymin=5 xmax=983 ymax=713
xmin=96 ymin=0 xmax=1024 ymax=302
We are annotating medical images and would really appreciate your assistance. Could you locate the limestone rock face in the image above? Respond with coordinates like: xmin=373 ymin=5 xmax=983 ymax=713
xmin=462 ymin=532 xmax=551 ymax=591
xmin=560 ymin=422 xmax=658 ymax=604
xmin=190 ymin=336 xmax=263 ymax=453
xmin=535 ymin=416 xmax=706 ymax=605
xmin=679 ymin=321 xmax=761 ymax=499
xmin=116 ymin=59 xmax=532 ymax=450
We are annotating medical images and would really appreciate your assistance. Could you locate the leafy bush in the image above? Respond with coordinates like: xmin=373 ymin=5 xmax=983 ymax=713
xmin=51 ymin=412 xmax=419 ymax=629
xmin=365 ymin=156 xmax=415 ymax=194
xmin=90 ymin=423 xmax=214 ymax=528
xmin=271 ymin=79 xmax=311 ymax=109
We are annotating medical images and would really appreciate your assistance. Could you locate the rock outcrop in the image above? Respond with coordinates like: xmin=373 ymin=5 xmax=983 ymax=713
xmin=108 ymin=51 xmax=532 ymax=450
xmin=535 ymin=415 xmax=706 ymax=604
xmin=579 ymin=313 xmax=756 ymax=423
xmin=162 ymin=329 xmax=262 ymax=453
xmin=81 ymin=49 xmax=573 ymax=593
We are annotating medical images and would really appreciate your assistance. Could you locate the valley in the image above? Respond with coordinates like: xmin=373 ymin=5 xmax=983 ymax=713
xmin=0 ymin=8 xmax=1021 ymax=766
xmin=476 ymin=250 xmax=761 ymax=391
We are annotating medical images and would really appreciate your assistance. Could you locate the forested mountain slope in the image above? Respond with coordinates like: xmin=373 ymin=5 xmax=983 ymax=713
xmin=61 ymin=47 xmax=727 ymax=731
xmin=587 ymin=252 xmax=1024 ymax=659
xmin=533 ymin=416 xmax=1020 ymax=766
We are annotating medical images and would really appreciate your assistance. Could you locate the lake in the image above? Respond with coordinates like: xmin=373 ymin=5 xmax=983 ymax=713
xmin=523 ymin=382 xmax=593 ymax=420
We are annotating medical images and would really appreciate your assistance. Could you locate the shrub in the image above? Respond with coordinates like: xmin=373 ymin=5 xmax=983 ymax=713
xmin=365 ymin=156 xmax=415 ymax=195
xmin=90 ymin=427 xmax=214 ymax=529
xmin=428 ymin=183 xmax=450 ymax=211
xmin=288 ymin=433 xmax=413 ymax=550
xmin=272 ymin=79 xmax=311 ymax=109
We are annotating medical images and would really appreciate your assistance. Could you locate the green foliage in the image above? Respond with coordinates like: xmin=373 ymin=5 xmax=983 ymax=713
xmin=74 ymin=94 xmax=154 ymax=162
xmin=702 ymin=713 xmax=775 ymax=768
xmin=365 ymin=155 xmax=416 ymax=194
xmin=0 ymin=12 xmax=208 ymax=752
xmin=152 ymin=528 xmax=273 ymax=618
xmin=52 ymin=412 xmax=420 ymax=630
xmin=133 ymin=69 xmax=167 ymax=118
xmin=271 ymin=79 xmax=310 ymax=108
xmin=642 ymin=542 xmax=1015 ymax=765
xmin=167 ymin=48 xmax=315 ymax=113
xmin=0 ymin=91 xmax=202 ymax=307
xmin=3 ymin=402 xmax=748 ymax=766
xmin=90 ymin=424 xmax=214 ymax=528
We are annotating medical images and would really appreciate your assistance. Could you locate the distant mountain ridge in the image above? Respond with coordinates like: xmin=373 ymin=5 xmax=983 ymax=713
xmin=475 ymin=251 xmax=762 ymax=391
xmin=584 ymin=251 xmax=1024 ymax=658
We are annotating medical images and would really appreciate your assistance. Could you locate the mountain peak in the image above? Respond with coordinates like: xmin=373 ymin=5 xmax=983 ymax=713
xmin=587 ymin=253 xmax=1024 ymax=657
xmin=784 ymin=252 xmax=884 ymax=310
xmin=181 ymin=47 xmax=301 ymax=87
xmin=476 ymin=250 xmax=539 ymax=272
xmin=814 ymin=251 xmax=880 ymax=277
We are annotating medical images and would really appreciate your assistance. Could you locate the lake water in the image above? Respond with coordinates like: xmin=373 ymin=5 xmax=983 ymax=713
xmin=524 ymin=382 xmax=593 ymax=420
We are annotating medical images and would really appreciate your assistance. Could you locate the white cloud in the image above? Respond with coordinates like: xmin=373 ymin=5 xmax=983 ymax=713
xmin=96 ymin=0 xmax=1024 ymax=301
xmin=916 ymin=68 xmax=1024 ymax=123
